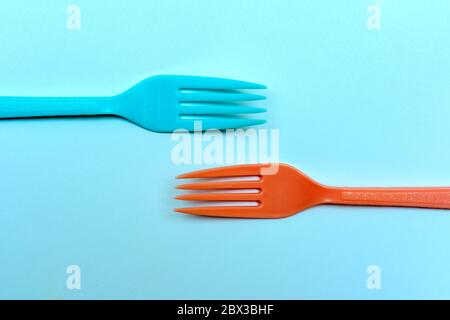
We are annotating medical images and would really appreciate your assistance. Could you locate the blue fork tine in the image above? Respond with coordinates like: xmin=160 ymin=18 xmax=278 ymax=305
xmin=176 ymin=76 xmax=266 ymax=90
xmin=179 ymin=104 xmax=266 ymax=115
xmin=179 ymin=92 xmax=266 ymax=102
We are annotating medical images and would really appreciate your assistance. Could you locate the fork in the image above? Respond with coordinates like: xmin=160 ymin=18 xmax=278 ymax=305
xmin=175 ymin=163 xmax=450 ymax=218
xmin=0 ymin=75 xmax=266 ymax=132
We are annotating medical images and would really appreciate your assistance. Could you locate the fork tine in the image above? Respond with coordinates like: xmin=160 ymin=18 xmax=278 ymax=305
xmin=180 ymin=104 xmax=266 ymax=115
xmin=178 ymin=76 xmax=266 ymax=90
xmin=177 ymin=180 xmax=261 ymax=190
xmin=175 ymin=193 xmax=260 ymax=201
xmin=177 ymin=164 xmax=266 ymax=179
xmin=174 ymin=206 xmax=262 ymax=218
xmin=179 ymin=92 xmax=266 ymax=102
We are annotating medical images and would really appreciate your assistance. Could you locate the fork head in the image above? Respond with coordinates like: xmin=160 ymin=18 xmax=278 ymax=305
xmin=116 ymin=75 xmax=267 ymax=132
xmin=175 ymin=163 xmax=327 ymax=219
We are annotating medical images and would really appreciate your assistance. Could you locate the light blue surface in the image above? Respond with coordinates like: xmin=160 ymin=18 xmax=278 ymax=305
xmin=0 ymin=0 xmax=449 ymax=299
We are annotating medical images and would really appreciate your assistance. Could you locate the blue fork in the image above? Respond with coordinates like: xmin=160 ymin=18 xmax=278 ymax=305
xmin=0 ymin=75 xmax=266 ymax=132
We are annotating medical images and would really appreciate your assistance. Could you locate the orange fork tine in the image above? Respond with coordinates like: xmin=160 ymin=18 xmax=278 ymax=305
xmin=175 ymin=193 xmax=261 ymax=201
xmin=177 ymin=180 xmax=261 ymax=190
xmin=174 ymin=206 xmax=262 ymax=218
xmin=176 ymin=163 xmax=269 ymax=179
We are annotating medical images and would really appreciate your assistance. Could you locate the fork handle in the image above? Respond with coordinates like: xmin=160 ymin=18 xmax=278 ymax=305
xmin=0 ymin=96 xmax=116 ymax=118
xmin=327 ymin=187 xmax=450 ymax=209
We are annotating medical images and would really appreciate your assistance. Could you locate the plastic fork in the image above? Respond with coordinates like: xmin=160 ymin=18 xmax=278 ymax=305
xmin=175 ymin=163 xmax=450 ymax=218
xmin=0 ymin=75 xmax=266 ymax=132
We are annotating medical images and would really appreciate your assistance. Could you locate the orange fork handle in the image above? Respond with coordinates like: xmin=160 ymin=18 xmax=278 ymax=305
xmin=325 ymin=187 xmax=450 ymax=209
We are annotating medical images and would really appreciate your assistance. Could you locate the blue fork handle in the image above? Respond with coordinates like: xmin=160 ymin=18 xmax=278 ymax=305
xmin=0 ymin=96 xmax=116 ymax=118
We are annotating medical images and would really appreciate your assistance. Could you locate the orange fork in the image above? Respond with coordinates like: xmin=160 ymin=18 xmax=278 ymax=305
xmin=175 ymin=163 xmax=450 ymax=219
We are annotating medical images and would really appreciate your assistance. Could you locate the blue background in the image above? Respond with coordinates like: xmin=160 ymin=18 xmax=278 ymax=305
xmin=0 ymin=0 xmax=449 ymax=299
